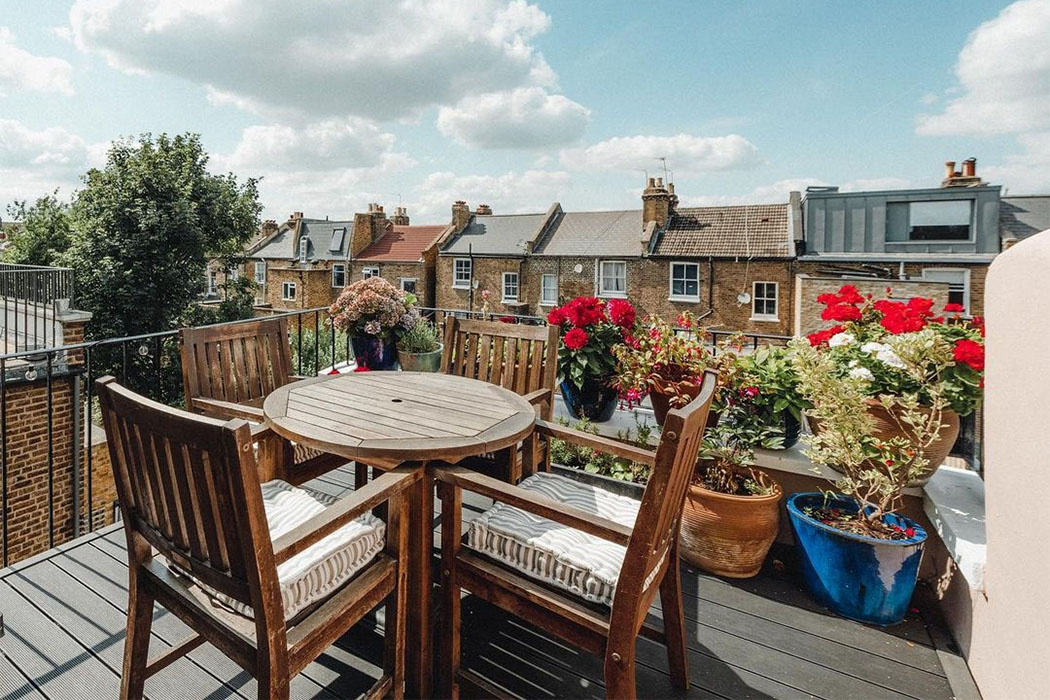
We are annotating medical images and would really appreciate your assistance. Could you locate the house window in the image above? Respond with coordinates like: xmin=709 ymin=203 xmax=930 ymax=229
xmin=922 ymin=268 xmax=971 ymax=314
xmin=400 ymin=278 xmax=417 ymax=295
xmin=227 ymin=266 xmax=240 ymax=282
xmin=888 ymin=200 xmax=973 ymax=242
xmin=751 ymin=281 xmax=778 ymax=320
xmin=669 ymin=262 xmax=700 ymax=302
xmin=254 ymin=261 xmax=266 ymax=284
xmin=328 ymin=227 xmax=346 ymax=253
xmin=502 ymin=272 xmax=519 ymax=302
xmin=540 ymin=274 xmax=558 ymax=306
xmin=206 ymin=270 xmax=217 ymax=295
xmin=282 ymin=281 xmax=296 ymax=301
xmin=362 ymin=267 xmax=380 ymax=279
xmin=453 ymin=258 xmax=472 ymax=289
xmin=598 ymin=260 xmax=627 ymax=297
xmin=298 ymin=236 xmax=309 ymax=263
xmin=332 ymin=264 xmax=346 ymax=288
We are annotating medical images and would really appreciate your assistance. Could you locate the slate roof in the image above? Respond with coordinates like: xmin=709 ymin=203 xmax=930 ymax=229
xmin=652 ymin=203 xmax=791 ymax=258
xmin=441 ymin=213 xmax=547 ymax=256
xmin=534 ymin=210 xmax=644 ymax=257
xmin=250 ymin=218 xmax=355 ymax=261
xmin=357 ymin=224 xmax=446 ymax=262
xmin=1000 ymin=195 xmax=1050 ymax=241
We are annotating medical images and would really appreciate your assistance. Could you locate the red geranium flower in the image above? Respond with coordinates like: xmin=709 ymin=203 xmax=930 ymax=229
xmin=607 ymin=298 xmax=636 ymax=328
xmin=837 ymin=285 xmax=864 ymax=305
xmin=821 ymin=303 xmax=862 ymax=322
xmin=953 ymin=338 xmax=985 ymax=372
xmin=546 ymin=307 xmax=567 ymax=325
xmin=807 ymin=325 xmax=844 ymax=347
xmin=563 ymin=327 xmax=589 ymax=350
xmin=944 ymin=303 xmax=965 ymax=313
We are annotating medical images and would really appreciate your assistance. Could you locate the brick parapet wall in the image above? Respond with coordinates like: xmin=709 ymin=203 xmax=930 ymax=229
xmin=794 ymin=274 xmax=951 ymax=337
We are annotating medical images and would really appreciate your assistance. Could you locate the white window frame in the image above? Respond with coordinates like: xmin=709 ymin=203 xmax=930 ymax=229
xmin=540 ymin=274 xmax=558 ymax=306
xmin=597 ymin=260 xmax=627 ymax=298
xmin=331 ymin=263 xmax=346 ymax=288
xmin=453 ymin=258 xmax=472 ymax=289
xmin=206 ymin=270 xmax=217 ymax=295
xmin=281 ymin=281 xmax=297 ymax=301
xmin=750 ymin=281 xmax=779 ymax=321
xmin=362 ymin=266 xmax=380 ymax=279
xmin=502 ymin=271 xmax=519 ymax=303
xmin=298 ymin=237 xmax=308 ymax=263
xmin=399 ymin=277 xmax=418 ymax=295
xmin=254 ymin=261 xmax=266 ymax=284
xmin=227 ymin=266 xmax=240 ymax=282
xmin=921 ymin=267 xmax=971 ymax=314
xmin=668 ymin=261 xmax=700 ymax=302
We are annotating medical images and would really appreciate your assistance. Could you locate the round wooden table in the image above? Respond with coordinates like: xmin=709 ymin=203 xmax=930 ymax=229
xmin=261 ymin=371 xmax=537 ymax=699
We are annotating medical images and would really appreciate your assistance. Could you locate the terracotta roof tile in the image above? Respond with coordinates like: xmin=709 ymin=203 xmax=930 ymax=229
xmin=357 ymin=224 xmax=445 ymax=262
xmin=654 ymin=204 xmax=790 ymax=258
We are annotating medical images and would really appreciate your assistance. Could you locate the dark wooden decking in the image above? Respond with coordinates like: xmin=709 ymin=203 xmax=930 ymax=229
xmin=0 ymin=465 xmax=978 ymax=699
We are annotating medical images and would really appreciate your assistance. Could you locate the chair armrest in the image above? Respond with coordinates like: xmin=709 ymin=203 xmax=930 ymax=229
xmin=191 ymin=397 xmax=265 ymax=422
xmin=534 ymin=419 xmax=656 ymax=466
xmin=434 ymin=465 xmax=632 ymax=546
xmin=522 ymin=388 xmax=552 ymax=417
xmin=272 ymin=467 xmax=422 ymax=565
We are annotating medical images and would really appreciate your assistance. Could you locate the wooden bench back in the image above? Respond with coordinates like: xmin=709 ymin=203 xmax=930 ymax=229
xmin=97 ymin=376 xmax=278 ymax=611
xmin=612 ymin=371 xmax=717 ymax=624
xmin=440 ymin=318 xmax=558 ymax=398
xmin=180 ymin=317 xmax=293 ymax=410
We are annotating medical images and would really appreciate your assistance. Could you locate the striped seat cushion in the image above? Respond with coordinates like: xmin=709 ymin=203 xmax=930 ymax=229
xmin=466 ymin=472 xmax=639 ymax=606
xmin=195 ymin=480 xmax=385 ymax=619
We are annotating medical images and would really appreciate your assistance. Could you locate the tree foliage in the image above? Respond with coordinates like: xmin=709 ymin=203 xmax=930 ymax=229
xmin=3 ymin=191 xmax=72 ymax=267
xmin=62 ymin=133 xmax=261 ymax=340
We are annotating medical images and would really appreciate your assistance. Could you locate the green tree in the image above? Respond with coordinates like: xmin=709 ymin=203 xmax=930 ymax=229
xmin=63 ymin=133 xmax=261 ymax=340
xmin=3 ymin=191 xmax=72 ymax=266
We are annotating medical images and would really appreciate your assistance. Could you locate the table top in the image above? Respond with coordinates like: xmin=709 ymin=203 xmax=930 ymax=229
xmin=262 ymin=371 xmax=537 ymax=463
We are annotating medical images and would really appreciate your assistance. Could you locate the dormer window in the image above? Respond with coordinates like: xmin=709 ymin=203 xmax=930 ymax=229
xmin=329 ymin=227 xmax=346 ymax=253
xmin=298 ymin=236 xmax=309 ymax=263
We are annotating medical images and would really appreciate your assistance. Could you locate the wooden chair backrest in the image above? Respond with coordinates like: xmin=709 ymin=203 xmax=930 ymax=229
xmin=97 ymin=376 xmax=279 ymax=613
xmin=440 ymin=318 xmax=558 ymax=398
xmin=610 ymin=371 xmax=717 ymax=625
xmin=180 ymin=317 xmax=293 ymax=409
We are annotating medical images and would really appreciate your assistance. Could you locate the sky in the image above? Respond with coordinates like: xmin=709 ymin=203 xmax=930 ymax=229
xmin=1 ymin=0 xmax=1047 ymax=224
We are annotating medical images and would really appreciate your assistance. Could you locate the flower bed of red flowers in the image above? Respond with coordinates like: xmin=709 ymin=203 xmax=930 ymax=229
xmin=547 ymin=297 xmax=637 ymax=389
xmin=805 ymin=284 xmax=985 ymax=415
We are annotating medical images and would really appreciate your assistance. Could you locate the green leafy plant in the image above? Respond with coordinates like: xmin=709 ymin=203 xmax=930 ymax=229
xmin=397 ymin=318 xmax=441 ymax=354
xmin=549 ymin=417 xmax=652 ymax=484
xmin=614 ymin=311 xmax=713 ymax=408
xmin=547 ymin=296 xmax=636 ymax=389
xmin=696 ymin=396 xmax=782 ymax=496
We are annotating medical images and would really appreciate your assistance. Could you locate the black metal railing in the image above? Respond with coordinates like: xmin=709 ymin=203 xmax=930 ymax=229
xmin=0 ymin=263 xmax=74 ymax=353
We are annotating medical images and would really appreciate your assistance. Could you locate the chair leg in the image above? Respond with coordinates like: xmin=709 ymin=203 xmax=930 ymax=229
xmin=121 ymin=573 xmax=154 ymax=700
xmin=256 ymin=675 xmax=290 ymax=700
xmin=355 ymin=461 xmax=369 ymax=490
xmin=438 ymin=482 xmax=462 ymax=699
xmin=659 ymin=549 xmax=690 ymax=690
xmin=603 ymin=643 xmax=638 ymax=700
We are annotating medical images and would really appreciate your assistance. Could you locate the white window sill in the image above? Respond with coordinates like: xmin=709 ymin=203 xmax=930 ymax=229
xmin=669 ymin=296 xmax=700 ymax=303
xmin=452 ymin=284 xmax=470 ymax=290
xmin=501 ymin=298 xmax=519 ymax=304
xmin=539 ymin=301 xmax=556 ymax=307
xmin=750 ymin=315 xmax=780 ymax=323
xmin=598 ymin=292 xmax=628 ymax=299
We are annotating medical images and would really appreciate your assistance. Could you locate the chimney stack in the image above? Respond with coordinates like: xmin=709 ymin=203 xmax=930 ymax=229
xmin=289 ymin=211 xmax=304 ymax=221
xmin=942 ymin=157 xmax=982 ymax=187
xmin=261 ymin=219 xmax=278 ymax=237
xmin=642 ymin=176 xmax=671 ymax=227
xmin=391 ymin=206 xmax=410 ymax=225
xmin=451 ymin=200 xmax=471 ymax=232
xmin=475 ymin=204 xmax=492 ymax=216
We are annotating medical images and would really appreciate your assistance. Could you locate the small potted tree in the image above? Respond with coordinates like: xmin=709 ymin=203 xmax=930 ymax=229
xmin=787 ymin=302 xmax=984 ymax=625
xmin=329 ymin=277 xmax=417 ymax=370
xmin=396 ymin=318 xmax=443 ymax=372
xmin=548 ymin=297 xmax=636 ymax=422
xmin=614 ymin=311 xmax=714 ymax=425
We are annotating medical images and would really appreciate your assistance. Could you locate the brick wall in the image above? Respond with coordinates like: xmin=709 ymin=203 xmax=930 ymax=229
xmin=348 ymin=261 xmax=435 ymax=307
xmin=901 ymin=263 xmax=988 ymax=317
xmin=794 ymin=274 xmax=951 ymax=337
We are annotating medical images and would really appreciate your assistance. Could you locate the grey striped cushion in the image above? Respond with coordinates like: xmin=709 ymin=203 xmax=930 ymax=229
xmin=199 ymin=480 xmax=385 ymax=619
xmin=467 ymin=472 xmax=639 ymax=606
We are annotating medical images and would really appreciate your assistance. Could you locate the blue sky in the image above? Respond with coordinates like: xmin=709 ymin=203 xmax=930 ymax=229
xmin=1 ymin=1 xmax=1047 ymax=223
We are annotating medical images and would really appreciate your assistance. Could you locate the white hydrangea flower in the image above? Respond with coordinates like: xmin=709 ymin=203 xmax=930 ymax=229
xmin=828 ymin=332 xmax=855 ymax=347
xmin=849 ymin=366 xmax=875 ymax=381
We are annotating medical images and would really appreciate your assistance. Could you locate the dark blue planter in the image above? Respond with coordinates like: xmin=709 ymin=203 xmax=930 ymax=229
xmin=351 ymin=336 xmax=398 ymax=370
xmin=786 ymin=493 xmax=927 ymax=626
xmin=560 ymin=376 xmax=618 ymax=423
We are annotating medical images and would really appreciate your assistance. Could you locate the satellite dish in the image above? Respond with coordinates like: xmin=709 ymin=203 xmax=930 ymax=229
xmin=737 ymin=291 xmax=752 ymax=304
xmin=573 ymin=264 xmax=583 ymax=273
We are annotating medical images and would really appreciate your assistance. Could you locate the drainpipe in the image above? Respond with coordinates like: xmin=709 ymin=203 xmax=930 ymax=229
xmin=706 ymin=257 xmax=715 ymax=315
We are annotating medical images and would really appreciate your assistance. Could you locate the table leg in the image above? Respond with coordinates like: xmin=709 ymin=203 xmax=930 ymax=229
xmin=405 ymin=462 xmax=433 ymax=699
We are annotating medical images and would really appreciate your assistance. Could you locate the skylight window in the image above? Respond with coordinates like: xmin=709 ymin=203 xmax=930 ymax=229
xmin=329 ymin=227 xmax=346 ymax=252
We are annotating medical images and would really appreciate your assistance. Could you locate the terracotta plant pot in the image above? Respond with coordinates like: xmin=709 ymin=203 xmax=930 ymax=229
xmin=679 ymin=468 xmax=782 ymax=578
xmin=649 ymin=374 xmax=703 ymax=425
xmin=809 ymin=399 xmax=960 ymax=486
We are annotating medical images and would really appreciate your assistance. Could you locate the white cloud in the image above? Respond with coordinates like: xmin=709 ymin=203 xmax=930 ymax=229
xmin=681 ymin=176 xmax=912 ymax=207
xmin=560 ymin=134 xmax=761 ymax=173
xmin=981 ymin=131 xmax=1050 ymax=194
xmin=219 ymin=118 xmax=399 ymax=172
xmin=0 ymin=27 xmax=74 ymax=96
xmin=0 ymin=119 xmax=108 ymax=207
xmin=916 ymin=0 xmax=1050 ymax=136
xmin=69 ymin=0 xmax=561 ymax=121
xmin=411 ymin=169 xmax=571 ymax=218
xmin=437 ymin=87 xmax=590 ymax=148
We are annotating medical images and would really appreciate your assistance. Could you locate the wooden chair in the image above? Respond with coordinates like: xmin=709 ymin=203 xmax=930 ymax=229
xmin=440 ymin=317 xmax=559 ymax=481
xmin=97 ymin=376 xmax=416 ymax=700
xmin=435 ymin=371 xmax=717 ymax=699
xmin=179 ymin=317 xmax=346 ymax=485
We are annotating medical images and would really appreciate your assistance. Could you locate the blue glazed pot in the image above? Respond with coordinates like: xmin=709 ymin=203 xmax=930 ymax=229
xmin=350 ymin=336 xmax=398 ymax=370
xmin=786 ymin=492 xmax=927 ymax=626
xmin=560 ymin=376 xmax=618 ymax=423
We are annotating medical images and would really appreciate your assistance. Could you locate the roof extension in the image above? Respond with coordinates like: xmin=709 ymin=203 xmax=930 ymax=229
xmin=653 ymin=203 xmax=791 ymax=258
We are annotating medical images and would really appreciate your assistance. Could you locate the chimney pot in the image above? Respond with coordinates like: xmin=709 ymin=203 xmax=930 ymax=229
xmin=962 ymin=157 xmax=977 ymax=178
xmin=475 ymin=204 xmax=492 ymax=215
xmin=656 ymin=177 xmax=663 ymax=188
xmin=945 ymin=161 xmax=956 ymax=179
xmin=647 ymin=177 xmax=656 ymax=188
